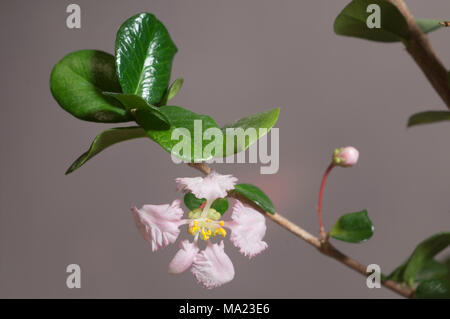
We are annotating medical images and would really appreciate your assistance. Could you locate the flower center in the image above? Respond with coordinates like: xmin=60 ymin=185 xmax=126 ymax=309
xmin=187 ymin=208 xmax=227 ymax=240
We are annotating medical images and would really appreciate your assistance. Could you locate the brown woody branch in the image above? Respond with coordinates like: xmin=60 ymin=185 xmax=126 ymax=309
xmin=388 ymin=0 xmax=450 ymax=108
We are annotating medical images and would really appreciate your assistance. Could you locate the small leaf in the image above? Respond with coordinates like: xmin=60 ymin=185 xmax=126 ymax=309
xmin=414 ymin=279 xmax=450 ymax=299
xmin=334 ymin=0 xmax=409 ymax=43
xmin=66 ymin=126 xmax=146 ymax=174
xmin=329 ymin=210 xmax=374 ymax=243
xmin=159 ymin=78 xmax=184 ymax=106
xmin=135 ymin=105 xmax=220 ymax=162
xmin=211 ymin=198 xmax=229 ymax=215
xmin=232 ymin=184 xmax=275 ymax=214
xmin=403 ymin=232 xmax=450 ymax=287
xmin=115 ymin=13 xmax=177 ymax=105
xmin=407 ymin=111 xmax=450 ymax=127
xmin=184 ymin=193 xmax=204 ymax=211
xmin=222 ymin=107 xmax=280 ymax=157
xmin=103 ymin=92 xmax=170 ymax=127
xmin=183 ymin=193 xmax=229 ymax=215
xmin=50 ymin=50 xmax=131 ymax=123
xmin=416 ymin=19 xmax=442 ymax=34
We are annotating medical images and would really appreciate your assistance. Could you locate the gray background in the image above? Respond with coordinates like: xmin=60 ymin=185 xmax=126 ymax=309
xmin=0 ymin=0 xmax=449 ymax=298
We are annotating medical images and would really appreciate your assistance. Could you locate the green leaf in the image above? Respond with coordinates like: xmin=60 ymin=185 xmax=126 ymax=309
xmin=183 ymin=193 xmax=229 ymax=215
xmin=407 ymin=111 xmax=450 ymax=127
xmin=50 ymin=50 xmax=131 ymax=123
xmin=415 ymin=259 xmax=450 ymax=283
xmin=334 ymin=1 xmax=441 ymax=44
xmin=135 ymin=105 xmax=220 ymax=162
xmin=387 ymin=259 xmax=450 ymax=284
xmin=66 ymin=126 xmax=146 ymax=174
xmin=159 ymin=78 xmax=184 ymax=106
xmin=329 ymin=210 xmax=374 ymax=243
xmin=184 ymin=193 xmax=205 ymax=211
xmin=414 ymin=279 xmax=450 ymax=299
xmin=135 ymin=105 xmax=279 ymax=161
xmin=103 ymin=92 xmax=170 ymax=127
xmin=211 ymin=198 xmax=229 ymax=215
xmin=416 ymin=19 xmax=442 ymax=34
xmin=388 ymin=233 xmax=450 ymax=286
xmin=222 ymin=107 xmax=280 ymax=156
xmin=334 ymin=0 xmax=409 ymax=43
xmin=233 ymin=184 xmax=275 ymax=214
xmin=115 ymin=13 xmax=177 ymax=106
xmin=403 ymin=232 xmax=450 ymax=287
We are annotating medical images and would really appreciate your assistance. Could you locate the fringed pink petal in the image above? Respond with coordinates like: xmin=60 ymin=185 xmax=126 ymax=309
xmin=176 ymin=172 xmax=237 ymax=202
xmin=226 ymin=200 xmax=268 ymax=258
xmin=168 ymin=240 xmax=199 ymax=274
xmin=191 ymin=241 xmax=235 ymax=289
xmin=131 ymin=199 xmax=184 ymax=251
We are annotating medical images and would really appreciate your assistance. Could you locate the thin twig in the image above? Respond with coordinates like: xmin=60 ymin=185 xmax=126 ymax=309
xmin=317 ymin=163 xmax=334 ymax=239
xmin=188 ymin=162 xmax=414 ymax=298
xmin=388 ymin=0 xmax=450 ymax=108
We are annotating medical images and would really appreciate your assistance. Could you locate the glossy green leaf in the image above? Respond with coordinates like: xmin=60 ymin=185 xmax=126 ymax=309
xmin=403 ymin=232 xmax=450 ymax=287
xmin=334 ymin=0 xmax=408 ymax=43
xmin=414 ymin=279 xmax=450 ymax=299
xmin=386 ymin=258 xmax=450 ymax=283
xmin=135 ymin=105 xmax=279 ymax=161
xmin=159 ymin=78 xmax=184 ymax=106
xmin=115 ymin=13 xmax=177 ymax=105
xmin=233 ymin=184 xmax=275 ymax=214
xmin=388 ymin=258 xmax=449 ymax=284
xmin=387 ymin=232 xmax=450 ymax=286
xmin=66 ymin=126 xmax=146 ymax=174
xmin=416 ymin=19 xmax=442 ymax=34
xmin=50 ymin=50 xmax=131 ymax=123
xmin=103 ymin=92 xmax=170 ymax=127
xmin=407 ymin=111 xmax=450 ymax=127
xmin=135 ymin=105 xmax=220 ymax=162
xmin=222 ymin=107 xmax=280 ymax=156
xmin=415 ymin=259 xmax=450 ymax=283
xmin=329 ymin=210 xmax=374 ymax=243
xmin=183 ymin=193 xmax=229 ymax=215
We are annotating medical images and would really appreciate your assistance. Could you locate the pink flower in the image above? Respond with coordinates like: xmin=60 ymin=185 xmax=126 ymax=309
xmin=131 ymin=199 xmax=184 ymax=252
xmin=131 ymin=172 xmax=268 ymax=289
xmin=333 ymin=146 xmax=359 ymax=167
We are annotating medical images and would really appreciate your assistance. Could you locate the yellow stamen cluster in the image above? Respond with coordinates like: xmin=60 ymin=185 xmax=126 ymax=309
xmin=188 ymin=219 xmax=227 ymax=240
xmin=214 ymin=227 xmax=226 ymax=237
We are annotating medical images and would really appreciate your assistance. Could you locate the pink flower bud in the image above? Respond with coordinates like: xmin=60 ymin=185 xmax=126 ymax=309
xmin=333 ymin=146 xmax=359 ymax=167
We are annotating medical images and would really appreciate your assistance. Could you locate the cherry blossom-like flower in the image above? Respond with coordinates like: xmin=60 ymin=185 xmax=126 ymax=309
xmin=131 ymin=171 xmax=268 ymax=289
xmin=333 ymin=146 xmax=359 ymax=167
